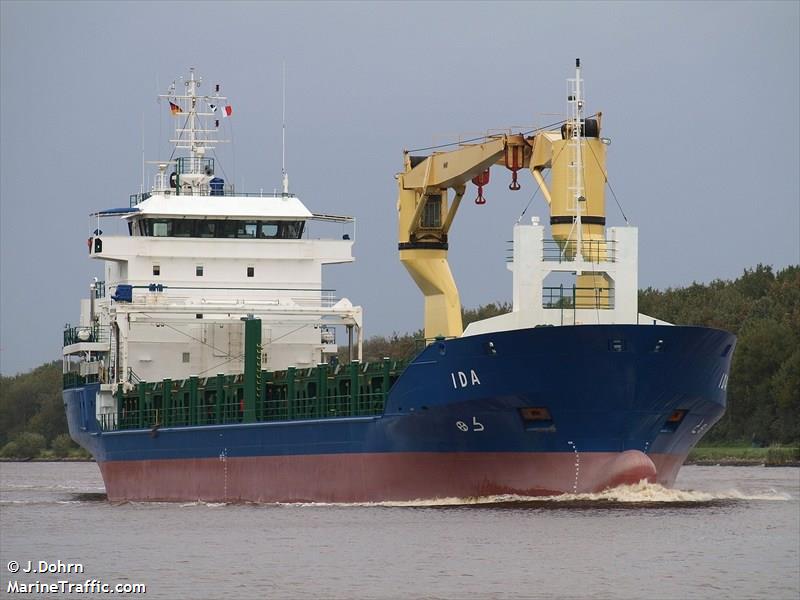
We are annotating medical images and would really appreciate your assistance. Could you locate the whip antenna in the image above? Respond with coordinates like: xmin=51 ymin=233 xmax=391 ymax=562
xmin=281 ymin=61 xmax=289 ymax=195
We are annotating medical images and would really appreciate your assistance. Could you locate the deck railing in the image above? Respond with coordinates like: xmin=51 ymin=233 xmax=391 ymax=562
xmin=175 ymin=156 xmax=214 ymax=175
xmin=98 ymin=359 xmax=406 ymax=432
xmin=543 ymin=285 xmax=615 ymax=310
xmin=542 ymin=239 xmax=617 ymax=263
xmin=63 ymin=372 xmax=99 ymax=389
xmin=130 ymin=189 xmax=304 ymax=207
xmin=121 ymin=286 xmax=339 ymax=309
xmin=63 ymin=324 xmax=110 ymax=347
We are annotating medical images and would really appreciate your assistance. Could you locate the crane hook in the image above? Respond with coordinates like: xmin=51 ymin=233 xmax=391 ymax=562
xmin=504 ymin=145 xmax=524 ymax=191
xmin=472 ymin=169 xmax=490 ymax=205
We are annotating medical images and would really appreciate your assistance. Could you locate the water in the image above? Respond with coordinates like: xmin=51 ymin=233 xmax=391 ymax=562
xmin=1 ymin=463 xmax=797 ymax=600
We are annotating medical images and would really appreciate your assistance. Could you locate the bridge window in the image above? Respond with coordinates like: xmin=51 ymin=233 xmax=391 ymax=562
xmin=196 ymin=265 xmax=204 ymax=277
xmin=240 ymin=222 xmax=258 ymax=238
xmin=151 ymin=220 xmax=172 ymax=237
xmin=247 ymin=266 xmax=254 ymax=278
xmin=260 ymin=223 xmax=279 ymax=238
xmin=173 ymin=220 xmax=194 ymax=237
xmin=219 ymin=221 xmax=237 ymax=238
xmin=152 ymin=264 xmax=160 ymax=276
xmin=139 ymin=219 xmax=305 ymax=240
xmin=280 ymin=221 xmax=304 ymax=239
xmin=197 ymin=221 xmax=216 ymax=238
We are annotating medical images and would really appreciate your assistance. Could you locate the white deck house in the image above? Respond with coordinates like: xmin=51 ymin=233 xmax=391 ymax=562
xmin=63 ymin=70 xmax=363 ymax=424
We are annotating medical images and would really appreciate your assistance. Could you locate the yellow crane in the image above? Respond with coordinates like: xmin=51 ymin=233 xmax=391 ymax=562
xmin=396 ymin=60 xmax=610 ymax=339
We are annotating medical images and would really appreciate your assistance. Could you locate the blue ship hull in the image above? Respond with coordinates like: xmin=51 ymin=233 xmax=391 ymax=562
xmin=65 ymin=324 xmax=735 ymax=502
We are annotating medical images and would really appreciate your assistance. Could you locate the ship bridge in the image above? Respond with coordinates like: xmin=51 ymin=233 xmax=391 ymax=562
xmin=65 ymin=69 xmax=364 ymax=417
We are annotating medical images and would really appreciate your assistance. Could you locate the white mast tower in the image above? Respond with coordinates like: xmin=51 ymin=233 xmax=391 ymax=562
xmin=568 ymin=57 xmax=586 ymax=270
xmin=156 ymin=68 xmax=228 ymax=194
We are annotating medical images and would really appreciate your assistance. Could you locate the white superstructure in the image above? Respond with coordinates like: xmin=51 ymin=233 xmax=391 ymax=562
xmin=63 ymin=69 xmax=363 ymax=423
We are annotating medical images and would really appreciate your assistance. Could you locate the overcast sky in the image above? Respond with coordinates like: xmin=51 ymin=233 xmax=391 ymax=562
xmin=1 ymin=1 xmax=798 ymax=375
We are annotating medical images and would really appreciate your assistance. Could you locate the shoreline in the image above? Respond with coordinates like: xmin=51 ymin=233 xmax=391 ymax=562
xmin=684 ymin=459 xmax=800 ymax=467
xmin=0 ymin=457 xmax=94 ymax=462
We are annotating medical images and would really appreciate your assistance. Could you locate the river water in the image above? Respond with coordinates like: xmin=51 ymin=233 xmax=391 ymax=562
xmin=0 ymin=462 xmax=797 ymax=600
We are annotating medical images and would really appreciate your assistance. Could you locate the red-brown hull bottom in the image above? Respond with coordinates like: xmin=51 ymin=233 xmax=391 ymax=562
xmin=98 ymin=451 xmax=687 ymax=503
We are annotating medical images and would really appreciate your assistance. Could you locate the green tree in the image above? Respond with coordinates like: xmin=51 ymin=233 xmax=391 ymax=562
xmin=770 ymin=348 xmax=800 ymax=444
xmin=0 ymin=361 xmax=63 ymax=447
xmin=51 ymin=433 xmax=78 ymax=457
xmin=462 ymin=302 xmax=511 ymax=327
xmin=0 ymin=431 xmax=46 ymax=458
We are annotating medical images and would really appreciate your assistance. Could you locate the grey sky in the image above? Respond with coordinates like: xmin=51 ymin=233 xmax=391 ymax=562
xmin=1 ymin=1 xmax=798 ymax=375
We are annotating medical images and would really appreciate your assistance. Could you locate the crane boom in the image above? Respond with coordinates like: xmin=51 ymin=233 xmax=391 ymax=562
xmin=397 ymin=62 xmax=608 ymax=340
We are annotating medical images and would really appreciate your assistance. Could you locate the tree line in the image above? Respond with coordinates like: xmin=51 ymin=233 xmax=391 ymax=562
xmin=1 ymin=264 xmax=796 ymax=457
xmin=0 ymin=361 xmax=78 ymax=457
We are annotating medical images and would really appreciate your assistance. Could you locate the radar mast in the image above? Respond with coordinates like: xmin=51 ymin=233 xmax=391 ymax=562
xmin=157 ymin=68 xmax=229 ymax=194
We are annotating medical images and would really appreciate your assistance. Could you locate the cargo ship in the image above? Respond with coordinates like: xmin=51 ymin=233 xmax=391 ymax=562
xmin=63 ymin=62 xmax=735 ymax=502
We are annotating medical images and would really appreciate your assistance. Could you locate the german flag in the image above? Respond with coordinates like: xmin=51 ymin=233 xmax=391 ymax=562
xmin=169 ymin=101 xmax=182 ymax=115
